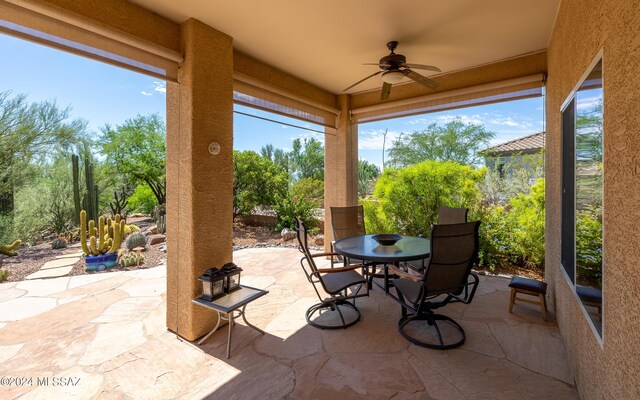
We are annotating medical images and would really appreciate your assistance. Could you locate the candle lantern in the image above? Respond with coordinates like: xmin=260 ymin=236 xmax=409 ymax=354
xmin=199 ymin=268 xmax=226 ymax=301
xmin=222 ymin=262 xmax=243 ymax=293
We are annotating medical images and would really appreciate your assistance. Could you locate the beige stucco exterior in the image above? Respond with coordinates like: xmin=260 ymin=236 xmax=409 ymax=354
xmin=546 ymin=0 xmax=640 ymax=398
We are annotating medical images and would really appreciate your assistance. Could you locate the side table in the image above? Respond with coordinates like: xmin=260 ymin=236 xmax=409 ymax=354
xmin=192 ymin=284 xmax=268 ymax=358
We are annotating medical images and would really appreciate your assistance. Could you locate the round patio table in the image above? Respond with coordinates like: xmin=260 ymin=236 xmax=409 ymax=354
xmin=333 ymin=234 xmax=430 ymax=293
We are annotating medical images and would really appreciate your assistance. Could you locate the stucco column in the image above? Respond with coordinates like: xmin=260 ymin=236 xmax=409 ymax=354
xmin=324 ymin=94 xmax=358 ymax=251
xmin=166 ymin=19 xmax=234 ymax=340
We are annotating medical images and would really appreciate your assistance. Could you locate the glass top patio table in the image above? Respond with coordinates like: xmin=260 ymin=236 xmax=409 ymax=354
xmin=333 ymin=234 xmax=430 ymax=263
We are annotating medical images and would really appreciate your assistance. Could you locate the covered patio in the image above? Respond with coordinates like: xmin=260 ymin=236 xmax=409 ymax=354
xmin=0 ymin=0 xmax=639 ymax=398
xmin=0 ymin=248 xmax=577 ymax=399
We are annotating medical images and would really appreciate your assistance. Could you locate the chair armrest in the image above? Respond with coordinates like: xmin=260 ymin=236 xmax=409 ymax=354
xmin=388 ymin=265 xmax=422 ymax=282
xmin=317 ymin=263 xmax=364 ymax=274
xmin=309 ymin=252 xmax=340 ymax=259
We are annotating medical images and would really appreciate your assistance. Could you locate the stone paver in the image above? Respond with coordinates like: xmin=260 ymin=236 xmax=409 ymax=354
xmin=41 ymin=258 xmax=80 ymax=269
xmin=25 ymin=266 xmax=74 ymax=280
xmin=0 ymin=297 xmax=58 ymax=321
xmin=0 ymin=248 xmax=579 ymax=399
xmin=56 ymin=252 xmax=84 ymax=259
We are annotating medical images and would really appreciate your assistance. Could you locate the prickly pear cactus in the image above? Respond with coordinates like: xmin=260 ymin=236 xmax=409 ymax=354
xmin=125 ymin=232 xmax=147 ymax=250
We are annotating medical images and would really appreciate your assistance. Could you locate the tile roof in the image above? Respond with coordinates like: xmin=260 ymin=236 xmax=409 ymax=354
xmin=480 ymin=132 xmax=545 ymax=156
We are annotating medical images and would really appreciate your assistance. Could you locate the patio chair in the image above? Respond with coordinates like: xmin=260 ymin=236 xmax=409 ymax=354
xmin=405 ymin=206 xmax=468 ymax=273
xmin=389 ymin=221 xmax=481 ymax=349
xmin=295 ymin=217 xmax=369 ymax=329
xmin=330 ymin=205 xmax=377 ymax=286
xmin=438 ymin=206 xmax=468 ymax=224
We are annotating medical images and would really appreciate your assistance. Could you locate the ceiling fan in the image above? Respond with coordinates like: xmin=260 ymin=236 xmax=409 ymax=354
xmin=343 ymin=41 xmax=441 ymax=100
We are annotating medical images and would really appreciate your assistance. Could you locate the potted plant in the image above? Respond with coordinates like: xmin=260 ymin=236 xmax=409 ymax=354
xmin=80 ymin=210 xmax=125 ymax=271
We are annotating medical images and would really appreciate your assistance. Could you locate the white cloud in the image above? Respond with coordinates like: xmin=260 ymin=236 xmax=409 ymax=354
xmin=435 ymin=114 xmax=484 ymax=125
xmin=358 ymin=129 xmax=401 ymax=150
xmin=153 ymin=81 xmax=167 ymax=94
xmin=488 ymin=117 xmax=533 ymax=129
xmin=141 ymin=91 xmax=152 ymax=96
xmin=576 ymin=95 xmax=602 ymax=111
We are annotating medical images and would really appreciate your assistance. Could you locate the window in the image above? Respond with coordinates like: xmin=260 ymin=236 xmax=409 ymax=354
xmin=561 ymin=56 xmax=603 ymax=338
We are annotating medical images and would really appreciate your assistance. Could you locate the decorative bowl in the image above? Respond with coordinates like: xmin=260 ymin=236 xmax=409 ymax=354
xmin=371 ymin=234 xmax=402 ymax=246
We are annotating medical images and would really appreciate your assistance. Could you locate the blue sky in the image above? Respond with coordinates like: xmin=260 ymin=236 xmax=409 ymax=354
xmin=1 ymin=33 xmax=543 ymax=167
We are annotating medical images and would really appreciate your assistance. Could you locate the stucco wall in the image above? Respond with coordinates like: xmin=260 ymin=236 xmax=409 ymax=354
xmin=546 ymin=0 xmax=640 ymax=398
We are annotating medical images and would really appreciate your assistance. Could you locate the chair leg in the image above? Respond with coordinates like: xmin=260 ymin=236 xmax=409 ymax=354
xmin=539 ymin=293 xmax=548 ymax=321
xmin=509 ymin=288 xmax=516 ymax=313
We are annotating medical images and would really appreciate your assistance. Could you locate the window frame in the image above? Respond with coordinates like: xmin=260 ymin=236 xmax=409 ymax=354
xmin=559 ymin=49 xmax=605 ymax=345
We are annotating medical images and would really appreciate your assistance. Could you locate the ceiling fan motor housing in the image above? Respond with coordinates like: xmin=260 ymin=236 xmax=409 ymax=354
xmin=379 ymin=53 xmax=406 ymax=70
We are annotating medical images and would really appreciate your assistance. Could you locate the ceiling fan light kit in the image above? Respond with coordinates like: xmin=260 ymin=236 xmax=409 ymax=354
xmin=381 ymin=70 xmax=404 ymax=84
xmin=344 ymin=41 xmax=440 ymax=100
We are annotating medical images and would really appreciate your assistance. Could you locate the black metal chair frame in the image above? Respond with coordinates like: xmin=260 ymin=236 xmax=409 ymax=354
xmin=295 ymin=217 xmax=369 ymax=329
xmin=388 ymin=221 xmax=481 ymax=350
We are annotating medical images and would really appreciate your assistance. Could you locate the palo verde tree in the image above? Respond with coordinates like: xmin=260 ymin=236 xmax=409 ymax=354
xmin=0 ymin=91 xmax=87 ymax=200
xmin=99 ymin=114 xmax=166 ymax=204
xmin=289 ymin=137 xmax=324 ymax=181
xmin=387 ymin=118 xmax=495 ymax=168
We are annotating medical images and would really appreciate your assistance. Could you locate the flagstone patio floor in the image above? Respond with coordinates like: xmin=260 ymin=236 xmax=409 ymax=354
xmin=0 ymin=247 xmax=578 ymax=399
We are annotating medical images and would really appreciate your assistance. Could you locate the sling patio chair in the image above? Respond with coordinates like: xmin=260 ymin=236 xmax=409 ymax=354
xmin=438 ymin=206 xmax=468 ymax=225
xmin=406 ymin=206 xmax=469 ymax=273
xmin=389 ymin=221 xmax=481 ymax=349
xmin=295 ymin=217 xmax=369 ymax=329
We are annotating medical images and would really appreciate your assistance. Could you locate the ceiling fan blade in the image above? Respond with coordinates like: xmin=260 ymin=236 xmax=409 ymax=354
xmin=403 ymin=69 xmax=439 ymax=90
xmin=380 ymin=82 xmax=392 ymax=100
xmin=404 ymin=63 xmax=441 ymax=72
xmin=343 ymin=71 xmax=383 ymax=92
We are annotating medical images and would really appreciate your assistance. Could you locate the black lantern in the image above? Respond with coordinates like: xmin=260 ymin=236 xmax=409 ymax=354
xmin=199 ymin=268 xmax=226 ymax=301
xmin=221 ymin=263 xmax=242 ymax=293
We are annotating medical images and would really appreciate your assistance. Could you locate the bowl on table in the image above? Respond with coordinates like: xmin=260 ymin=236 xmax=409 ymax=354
xmin=371 ymin=234 xmax=402 ymax=246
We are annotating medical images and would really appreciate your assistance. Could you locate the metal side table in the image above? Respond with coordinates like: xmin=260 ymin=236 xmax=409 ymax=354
xmin=192 ymin=285 xmax=268 ymax=359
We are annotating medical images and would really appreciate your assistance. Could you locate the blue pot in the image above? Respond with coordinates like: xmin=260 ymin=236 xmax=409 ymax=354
xmin=85 ymin=253 xmax=118 ymax=271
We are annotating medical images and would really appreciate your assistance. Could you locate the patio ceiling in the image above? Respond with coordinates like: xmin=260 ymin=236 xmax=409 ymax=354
xmin=129 ymin=0 xmax=560 ymax=95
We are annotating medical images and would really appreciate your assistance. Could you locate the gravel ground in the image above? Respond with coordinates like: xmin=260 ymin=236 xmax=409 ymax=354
xmin=0 ymin=219 xmax=541 ymax=282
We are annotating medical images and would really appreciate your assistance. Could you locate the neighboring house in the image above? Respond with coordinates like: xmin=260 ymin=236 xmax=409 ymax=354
xmin=480 ymin=132 xmax=545 ymax=174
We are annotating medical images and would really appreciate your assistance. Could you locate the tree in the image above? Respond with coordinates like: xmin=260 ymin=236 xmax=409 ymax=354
xmin=261 ymin=144 xmax=289 ymax=173
xmin=233 ymin=150 xmax=288 ymax=217
xmin=289 ymin=137 xmax=324 ymax=181
xmin=0 ymin=91 xmax=87 ymax=196
xmin=358 ymin=159 xmax=381 ymax=198
xmin=99 ymin=114 xmax=166 ymax=204
xmin=387 ymin=118 xmax=495 ymax=167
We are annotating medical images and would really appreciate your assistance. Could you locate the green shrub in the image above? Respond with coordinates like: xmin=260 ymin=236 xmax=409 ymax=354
xmin=127 ymin=185 xmax=158 ymax=214
xmin=505 ymin=178 xmax=545 ymax=268
xmin=365 ymin=160 xmax=484 ymax=237
xmin=469 ymin=204 xmax=511 ymax=270
xmin=576 ymin=206 xmax=602 ymax=285
xmin=273 ymin=189 xmax=318 ymax=233
xmin=0 ymin=268 xmax=8 ymax=282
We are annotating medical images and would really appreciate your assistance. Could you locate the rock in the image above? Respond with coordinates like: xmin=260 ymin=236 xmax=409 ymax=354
xmin=146 ymin=225 xmax=159 ymax=235
xmin=148 ymin=234 xmax=166 ymax=245
xmin=314 ymin=236 xmax=324 ymax=246
xmin=281 ymin=228 xmax=297 ymax=241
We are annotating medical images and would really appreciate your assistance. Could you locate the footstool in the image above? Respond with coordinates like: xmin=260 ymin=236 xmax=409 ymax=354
xmin=508 ymin=276 xmax=548 ymax=321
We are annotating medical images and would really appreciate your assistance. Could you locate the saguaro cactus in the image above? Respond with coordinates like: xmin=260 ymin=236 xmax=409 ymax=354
xmin=72 ymin=154 xmax=81 ymax=225
xmin=80 ymin=210 xmax=125 ymax=256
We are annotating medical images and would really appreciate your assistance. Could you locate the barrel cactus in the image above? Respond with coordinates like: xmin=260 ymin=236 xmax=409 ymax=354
xmin=119 ymin=252 xmax=144 ymax=267
xmin=125 ymin=232 xmax=147 ymax=250
xmin=52 ymin=238 xmax=67 ymax=249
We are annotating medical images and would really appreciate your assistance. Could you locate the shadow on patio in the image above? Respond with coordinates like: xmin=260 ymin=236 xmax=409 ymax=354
xmin=0 ymin=247 xmax=577 ymax=399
